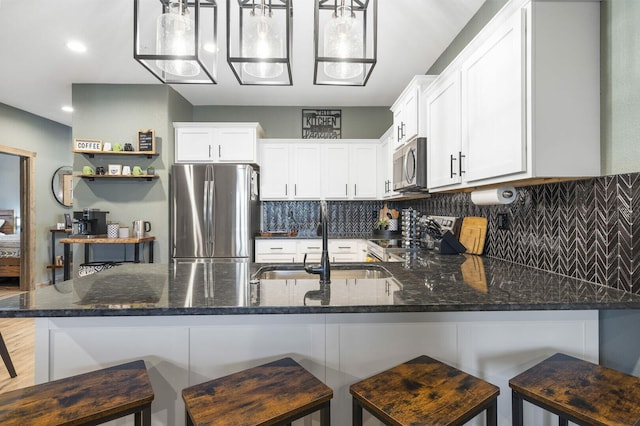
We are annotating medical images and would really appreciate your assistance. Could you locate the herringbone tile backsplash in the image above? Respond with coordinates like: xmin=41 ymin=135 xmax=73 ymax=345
xmin=262 ymin=172 xmax=640 ymax=294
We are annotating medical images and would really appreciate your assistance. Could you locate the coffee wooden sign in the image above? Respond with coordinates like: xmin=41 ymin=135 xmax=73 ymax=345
xmin=74 ymin=138 xmax=103 ymax=151
xmin=137 ymin=130 xmax=155 ymax=152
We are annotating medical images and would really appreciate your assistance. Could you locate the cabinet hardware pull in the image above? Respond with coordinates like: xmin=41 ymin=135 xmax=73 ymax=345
xmin=345 ymin=183 xmax=348 ymax=196
xmin=285 ymin=184 xmax=288 ymax=196
xmin=218 ymin=145 xmax=221 ymax=158
xmin=354 ymin=184 xmax=357 ymax=196
xmin=450 ymin=154 xmax=457 ymax=178
xmin=401 ymin=122 xmax=406 ymax=139
xmin=397 ymin=125 xmax=402 ymax=141
xmin=270 ymin=247 xmax=283 ymax=250
xmin=338 ymin=246 xmax=350 ymax=249
xmin=309 ymin=246 xmax=320 ymax=249
xmin=458 ymin=151 xmax=466 ymax=176
xmin=208 ymin=145 xmax=212 ymax=159
xmin=294 ymin=184 xmax=297 ymax=196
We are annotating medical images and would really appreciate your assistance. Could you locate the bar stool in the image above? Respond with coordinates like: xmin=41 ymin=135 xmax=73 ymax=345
xmin=0 ymin=359 xmax=154 ymax=425
xmin=182 ymin=357 xmax=333 ymax=426
xmin=350 ymin=355 xmax=500 ymax=425
xmin=510 ymin=352 xmax=640 ymax=426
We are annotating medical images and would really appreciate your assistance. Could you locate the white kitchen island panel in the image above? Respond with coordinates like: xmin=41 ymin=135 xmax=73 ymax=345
xmin=35 ymin=311 xmax=598 ymax=426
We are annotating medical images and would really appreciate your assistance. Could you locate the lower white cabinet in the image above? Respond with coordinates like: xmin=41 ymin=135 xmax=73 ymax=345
xmin=254 ymin=239 xmax=297 ymax=263
xmin=255 ymin=239 xmax=367 ymax=263
xmin=36 ymin=311 xmax=598 ymax=426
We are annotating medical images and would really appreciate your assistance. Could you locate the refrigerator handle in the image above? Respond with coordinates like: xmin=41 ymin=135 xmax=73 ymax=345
xmin=208 ymin=165 xmax=215 ymax=256
xmin=203 ymin=166 xmax=210 ymax=257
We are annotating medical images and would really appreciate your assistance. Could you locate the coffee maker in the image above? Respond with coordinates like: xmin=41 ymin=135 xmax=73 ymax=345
xmin=73 ymin=209 xmax=109 ymax=237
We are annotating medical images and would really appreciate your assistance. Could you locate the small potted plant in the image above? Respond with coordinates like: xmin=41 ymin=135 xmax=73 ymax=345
xmin=146 ymin=166 xmax=155 ymax=175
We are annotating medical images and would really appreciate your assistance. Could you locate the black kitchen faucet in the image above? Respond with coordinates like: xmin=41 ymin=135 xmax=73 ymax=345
xmin=303 ymin=200 xmax=331 ymax=284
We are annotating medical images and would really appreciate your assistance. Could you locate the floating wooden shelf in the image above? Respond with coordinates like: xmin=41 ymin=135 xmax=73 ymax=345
xmin=79 ymin=174 xmax=158 ymax=181
xmin=73 ymin=150 xmax=158 ymax=159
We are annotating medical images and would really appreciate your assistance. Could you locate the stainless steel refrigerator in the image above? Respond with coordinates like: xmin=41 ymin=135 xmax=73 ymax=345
xmin=171 ymin=163 xmax=260 ymax=260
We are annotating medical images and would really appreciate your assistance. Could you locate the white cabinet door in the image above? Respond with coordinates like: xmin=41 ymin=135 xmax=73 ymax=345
xmin=175 ymin=127 xmax=214 ymax=162
xmin=427 ymin=73 xmax=462 ymax=189
xmin=259 ymin=143 xmax=291 ymax=200
xmin=292 ymin=144 xmax=322 ymax=199
xmin=462 ymin=9 xmax=525 ymax=182
xmin=401 ymin=87 xmax=419 ymax=143
xmin=215 ymin=127 xmax=257 ymax=163
xmin=350 ymin=144 xmax=377 ymax=199
xmin=322 ymin=145 xmax=350 ymax=199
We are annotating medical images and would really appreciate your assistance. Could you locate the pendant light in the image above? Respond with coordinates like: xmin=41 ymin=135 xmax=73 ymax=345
xmin=227 ymin=0 xmax=293 ymax=85
xmin=314 ymin=0 xmax=377 ymax=86
xmin=134 ymin=0 xmax=218 ymax=84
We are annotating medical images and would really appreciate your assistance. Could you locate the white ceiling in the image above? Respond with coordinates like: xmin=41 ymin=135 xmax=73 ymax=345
xmin=0 ymin=0 xmax=485 ymax=127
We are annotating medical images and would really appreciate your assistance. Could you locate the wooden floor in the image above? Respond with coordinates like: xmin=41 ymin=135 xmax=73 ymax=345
xmin=0 ymin=283 xmax=35 ymax=392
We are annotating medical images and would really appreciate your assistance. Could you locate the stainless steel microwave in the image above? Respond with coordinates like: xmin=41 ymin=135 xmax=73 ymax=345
xmin=393 ymin=137 xmax=428 ymax=192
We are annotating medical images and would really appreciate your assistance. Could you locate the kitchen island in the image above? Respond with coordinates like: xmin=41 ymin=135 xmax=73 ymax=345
xmin=1 ymin=253 xmax=639 ymax=425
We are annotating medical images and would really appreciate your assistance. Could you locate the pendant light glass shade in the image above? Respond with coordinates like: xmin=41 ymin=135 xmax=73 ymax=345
xmin=314 ymin=0 xmax=376 ymax=86
xmin=242 ymin=5 xmax=284 ymax=79
xmin=134 ymin=0 xmax=218 ymax=84
xmin=227 ymin=0 xmax=293 ymax=85
xmin=156 ymin=2 xmax=199 ymax=76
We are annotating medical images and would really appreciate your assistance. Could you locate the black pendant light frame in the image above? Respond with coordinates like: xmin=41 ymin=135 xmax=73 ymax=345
xmin=313 ymin=0 xmax=377 ymax=86
xmin=227 ymin=0 xmax=293 ymax=85
xmin=134 ymin=0 xmax=218 ymax=84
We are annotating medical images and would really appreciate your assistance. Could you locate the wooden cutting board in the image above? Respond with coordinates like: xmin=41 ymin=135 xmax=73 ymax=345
xmin=459 ymin=216 xmax=488 ymax=255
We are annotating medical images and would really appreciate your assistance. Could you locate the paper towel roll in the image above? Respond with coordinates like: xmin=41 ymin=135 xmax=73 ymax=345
xmin=470 ymin=186 xmax=517 ymax=205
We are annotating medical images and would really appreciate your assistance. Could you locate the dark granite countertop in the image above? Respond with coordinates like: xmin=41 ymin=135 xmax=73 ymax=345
xmin=1 ymin=251 xmax=640 ymax=317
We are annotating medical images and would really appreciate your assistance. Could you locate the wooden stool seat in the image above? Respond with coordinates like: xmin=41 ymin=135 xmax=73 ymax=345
xmin=182 ymin=357 xmax=333 ymax=426
xmin=350 ymin=355 xmax=500 ymax=426
xmin=509 ymin=352 xmax=640 ymax=426
xmin=0 ymin=359 xmax=154 ymax=425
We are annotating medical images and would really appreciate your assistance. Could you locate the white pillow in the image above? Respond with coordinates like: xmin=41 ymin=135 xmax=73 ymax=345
xmin=0 ymin=219 xmax=4 ymax=228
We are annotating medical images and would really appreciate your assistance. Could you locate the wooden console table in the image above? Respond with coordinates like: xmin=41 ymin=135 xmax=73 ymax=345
xmin=60 ymin=236 xmax=155 ymax=281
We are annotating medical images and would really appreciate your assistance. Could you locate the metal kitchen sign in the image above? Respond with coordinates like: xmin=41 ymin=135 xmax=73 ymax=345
xmin=302 ymin=109 xmax=341 ymax=139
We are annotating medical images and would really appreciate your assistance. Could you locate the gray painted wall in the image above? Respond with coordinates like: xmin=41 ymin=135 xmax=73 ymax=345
xmin=193 ymin=106 xmax=391 ymax=139
xmin=601 ymin=0 xmax=640 ymax=175
xmin=0 ymin=102 xmax=72 ymax=285
xmin=0 ymin=154 xmax=19 ymax=213
xmin=71 ymin=84 xmax=192 ymax=269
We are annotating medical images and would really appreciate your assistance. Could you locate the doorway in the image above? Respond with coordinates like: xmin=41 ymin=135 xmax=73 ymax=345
xmin=0 ymin=145 xmax=35 ymax=291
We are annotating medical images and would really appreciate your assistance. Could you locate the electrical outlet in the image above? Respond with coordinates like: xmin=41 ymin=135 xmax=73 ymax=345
xmin=497 ymin=213 xmax=509 ymax=230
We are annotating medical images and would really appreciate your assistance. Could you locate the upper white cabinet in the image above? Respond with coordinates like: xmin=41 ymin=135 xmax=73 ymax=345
xmin=426 ymin=72 xmax=462 ymax=189
xmin=322 ymin=143 xmax=378 ymax=200
xmin=260 ymin=139 xmax=379 ymax=201
xmin=425 ymin=0 xmax=600 ymax=192
xmin=174 ymin=122 xmax=264 ymax=164
xmin=391 ymin=75 xmax=437 ymax=148
xmin=259 ymin=143 xmax=290 ymax=199
xmin=378 ymin=127 xmax=396 ymax=199
xmin=292 ymin=144 xmax=322 ymax=199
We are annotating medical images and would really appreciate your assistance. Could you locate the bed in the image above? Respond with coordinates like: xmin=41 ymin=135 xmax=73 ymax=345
xmin=0 ymin=210 xmax=20 ymax=278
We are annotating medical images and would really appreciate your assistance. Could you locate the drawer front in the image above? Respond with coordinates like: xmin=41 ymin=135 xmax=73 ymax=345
xmin=329 ymin=240 xmax=358 ymax=253
xmin=255 ymin=254 xmax=297 ymax=263
xmin=255 ymin=240 xmax=297 ymax=254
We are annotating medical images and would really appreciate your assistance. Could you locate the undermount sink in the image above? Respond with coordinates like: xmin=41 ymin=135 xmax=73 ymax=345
xmin=253 ymin=264 xmax=393 ymax=281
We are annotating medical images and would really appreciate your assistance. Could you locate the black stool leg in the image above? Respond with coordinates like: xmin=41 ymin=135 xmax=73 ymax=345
xmin=185 ymin=411 xmax=194 ymax=426
xmin=352 ymin=398 xmax=363 ymax=426
xmin=486 ymin=398 xmax=498 ymax=426
xmin=559 ymin=417 xmax=569 ymax=426
xmin=0 ymin=333 xmax=16 ymax=378
xmin=512 ymin=390 xmax=523 ymax=426
xmin=320 ymin=401 xmax=331 ymax=426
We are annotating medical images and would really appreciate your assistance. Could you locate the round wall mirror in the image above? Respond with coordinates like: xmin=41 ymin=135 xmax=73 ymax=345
xmin=52 ymin=166 xmax=73 ymax=207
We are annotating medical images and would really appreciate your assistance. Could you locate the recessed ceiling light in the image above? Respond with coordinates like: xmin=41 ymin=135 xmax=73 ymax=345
xmin=66 ymin=40 xmax=87 ymax=53
xmin=61 ymin=106 xmax=74 ymax=113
